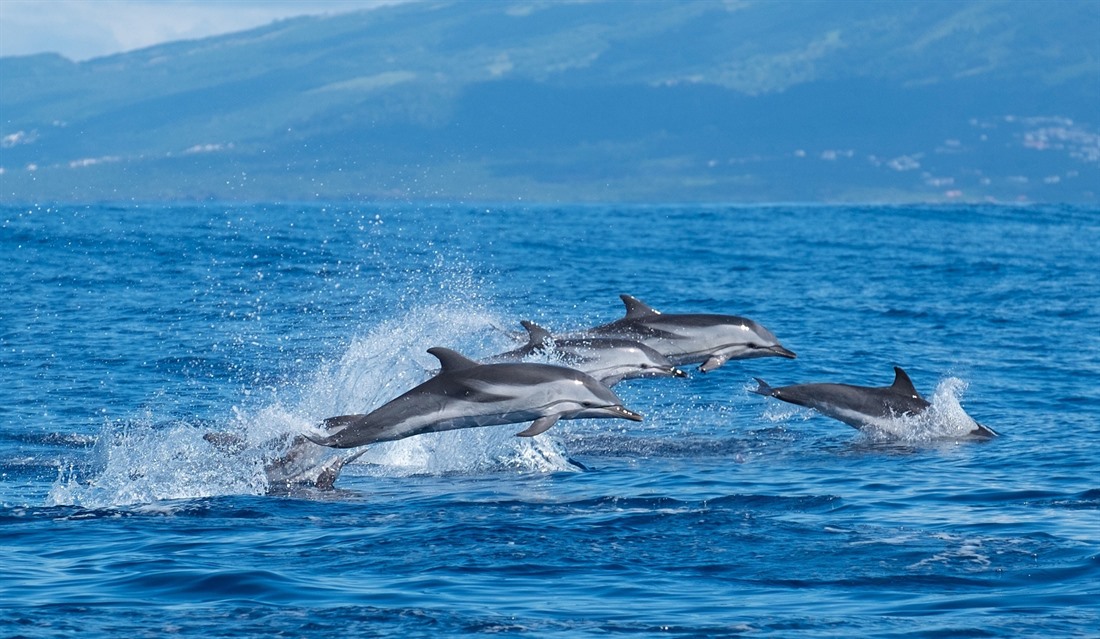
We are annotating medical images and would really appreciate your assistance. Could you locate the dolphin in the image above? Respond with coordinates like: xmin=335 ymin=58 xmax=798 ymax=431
xmin=262 ymin=437 xmax=367 ymax=491
xmin=751 ymin=367 xmax=998 ymax=438
xmin=484 ymin=320 xmax=687 ymax=386
xmin=203 ymin=431 xmax=366 ymax=491
xmin=307 ymin=347 xmax=644 ymax=449
xmin=583 ymin=294 xmax=796 ymax=372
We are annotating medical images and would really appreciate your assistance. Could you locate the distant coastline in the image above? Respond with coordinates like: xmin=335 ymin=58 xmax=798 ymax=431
xmin=2 ymin=1 xmax=1097 ymax=204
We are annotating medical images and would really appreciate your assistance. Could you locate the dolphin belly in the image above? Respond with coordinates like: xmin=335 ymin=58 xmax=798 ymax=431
xmin=814 ymin=403 xmax=914 ymax=436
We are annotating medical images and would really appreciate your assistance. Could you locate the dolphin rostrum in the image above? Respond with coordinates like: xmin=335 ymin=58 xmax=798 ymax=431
xmin=583 ymin=294 xmax=796 ymax=372
xmin=485 ymin=320 xmax=687 ymax=386
xmin=752 ymin=367 xmax=998 ymax=438
xmin=307 ymin=347 xmax=644 ymax=449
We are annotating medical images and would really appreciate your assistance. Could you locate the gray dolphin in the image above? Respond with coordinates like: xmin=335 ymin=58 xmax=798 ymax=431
xmin=752 ymin=367 xmax=998 ymax=438
xmin=203 ymin=431 xmax=365 ymax=491
xmin=485 ymin=320 xmax=687 ymax=386
xmin=583 ymin=294 xmax=796 ymax=372
xmin=262 ymin=437 xmax=367 ymax=491
xmin=307 ymin=347 xmax=644 ymax=449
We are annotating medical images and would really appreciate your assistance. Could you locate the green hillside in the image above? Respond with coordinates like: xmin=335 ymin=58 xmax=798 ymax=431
xmin=1 ymin=0 xmax=1097 ymax=203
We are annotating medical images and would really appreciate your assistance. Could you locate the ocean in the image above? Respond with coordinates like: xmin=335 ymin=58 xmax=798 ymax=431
xmin=2 ymin=203 xmax=1097 ymax=637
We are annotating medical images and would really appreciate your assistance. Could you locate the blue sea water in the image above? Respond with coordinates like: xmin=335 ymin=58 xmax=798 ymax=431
xmin=1 ymin=203 xmax=1098 ymax=638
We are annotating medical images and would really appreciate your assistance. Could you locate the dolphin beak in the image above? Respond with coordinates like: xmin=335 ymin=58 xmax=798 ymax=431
xmin=768 ymin=344 xmax=797 ymax=359
xmin=611 ymin=405 xmax=644 ymax=422
xmin=671 ymin=367 xmax=688 ymax=378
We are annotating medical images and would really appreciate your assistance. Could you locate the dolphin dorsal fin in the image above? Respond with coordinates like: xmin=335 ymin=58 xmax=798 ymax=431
xmin=427 ymin=347 xmax=480 ymax=373
xmin=890 ymin=366 xmax=921 ymax=399
xmin=621 ymin=294 xmax=660 ymax=319
xmin=520 ymin=320 xmax=553 ymax=348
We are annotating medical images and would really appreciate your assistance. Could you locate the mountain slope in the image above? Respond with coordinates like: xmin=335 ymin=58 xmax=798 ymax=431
xmin=2 ymin=0 xmax=1097 ymax=202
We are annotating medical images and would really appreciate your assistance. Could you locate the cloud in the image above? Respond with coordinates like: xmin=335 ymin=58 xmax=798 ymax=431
xmin=0 ymin=0 xmax=407 ymax=61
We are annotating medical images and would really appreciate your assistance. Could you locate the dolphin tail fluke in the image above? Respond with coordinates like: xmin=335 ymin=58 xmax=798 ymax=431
xmin=516 ymin=414 xmax=560 ymax=437
xmin=750 ymin=378 xmax=775 ymax=396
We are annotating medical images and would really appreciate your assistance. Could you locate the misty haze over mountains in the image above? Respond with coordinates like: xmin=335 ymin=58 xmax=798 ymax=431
xmin=2 ymin=0 xmax=1097 ymax=203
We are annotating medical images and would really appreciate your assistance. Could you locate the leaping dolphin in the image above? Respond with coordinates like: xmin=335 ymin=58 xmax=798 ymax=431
xmin=485 ymin=320 xmax=687 ymax=386
xmin=307 ymin=347 xmax=644 ymax=449
xmin=583 ymin=294 xmax=796 ymax=372
xmin=752 ymin=367 xmax=998 ymax=438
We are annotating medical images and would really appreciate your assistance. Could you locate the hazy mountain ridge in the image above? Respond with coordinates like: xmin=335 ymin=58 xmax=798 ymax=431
xmin=2 ymin=0 xmax=1097 ymax=203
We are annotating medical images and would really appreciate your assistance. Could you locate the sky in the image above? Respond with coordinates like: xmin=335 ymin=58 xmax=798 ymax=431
xmin=0 ymin=0 xmax=405 ymax=61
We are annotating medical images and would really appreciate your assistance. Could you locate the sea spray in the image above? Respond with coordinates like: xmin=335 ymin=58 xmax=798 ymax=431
xmin=48 ymin=300 xmax=580 ymax=507
xmin=47 ymin=418 xmax=269 ymax=508
xmin=754 ymin=376 xmax=990 ymax=445
xmin=914 ymin=377 xmax=989 ymax=440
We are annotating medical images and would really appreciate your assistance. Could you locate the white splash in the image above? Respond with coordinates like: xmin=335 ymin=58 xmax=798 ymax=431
xmin=758 ymin=376 xmax=992 ymax=444
xmin=47 ymin=301 xmax=581 ymax=508
xmin=353 ymin=427 xmax=575 ymax=477
xmin=886 ymin=377 xmax=990 ymax=444
xmin=907 ymin=533 xmax=993 ymax=571
xmin=48 ymin=419 xmax=269 ymax=508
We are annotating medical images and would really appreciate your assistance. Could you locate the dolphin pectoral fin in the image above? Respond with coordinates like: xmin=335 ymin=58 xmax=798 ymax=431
xmin=516 ymin=415 xmax=560 ymax=437
xmin=699 ymin=355 xmax=726 ymax=373
xmin=751 ymin=378 xmax=774 ymax=396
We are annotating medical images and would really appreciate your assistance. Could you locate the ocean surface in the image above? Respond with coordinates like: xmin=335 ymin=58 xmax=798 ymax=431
xmin=2 ymin=203 xmax=1098 ymax=638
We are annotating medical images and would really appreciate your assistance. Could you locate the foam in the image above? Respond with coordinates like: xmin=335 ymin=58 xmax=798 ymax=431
xmin=885 ymin=377 xmax=989 ymax=444
xmin=757 ymin=376 xmax=990 ymax=444
xmin=47 ymin=301 xmax=580 ymax=508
